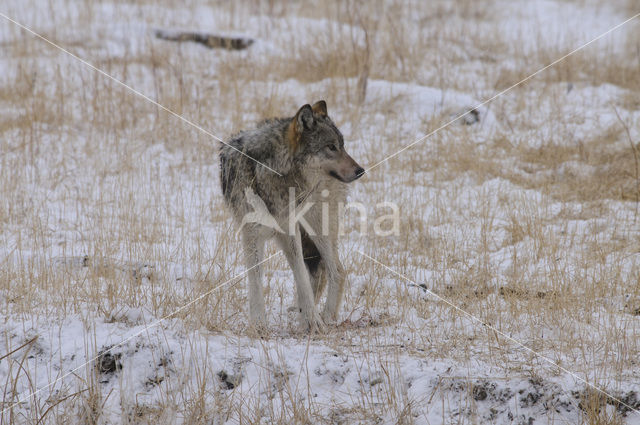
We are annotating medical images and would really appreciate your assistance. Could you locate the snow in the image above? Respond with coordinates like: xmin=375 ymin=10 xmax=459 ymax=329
xmin=1 ymin=0 xmax=640 ymax=423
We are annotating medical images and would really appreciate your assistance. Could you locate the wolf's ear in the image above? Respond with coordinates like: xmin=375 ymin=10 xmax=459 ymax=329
xmin=311 ymin=100 xmax=327 ymax=117
xmin=295 ymin=104 xmax=315 ymax=130
xmin=286 ymin=104 xmax=314 ymax=152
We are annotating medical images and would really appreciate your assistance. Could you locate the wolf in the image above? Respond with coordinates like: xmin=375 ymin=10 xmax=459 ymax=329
xmin=220 ymin=101 xmax=364 ymax=332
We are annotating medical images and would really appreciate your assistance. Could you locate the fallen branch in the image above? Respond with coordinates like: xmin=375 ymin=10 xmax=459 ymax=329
xmin=155 ymin=29 xmax=254 ymax=50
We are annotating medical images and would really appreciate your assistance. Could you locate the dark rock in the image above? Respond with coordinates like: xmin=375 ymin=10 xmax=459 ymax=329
xmin=96 ymin=348 xmax=122 ymax=375
xmin=473 ymin=386 xmax=488 ymax=401
xmin=217 ymin=370 xmax=241 ymax=390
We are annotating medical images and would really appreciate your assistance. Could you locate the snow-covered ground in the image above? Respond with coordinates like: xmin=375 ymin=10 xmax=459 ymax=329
xmin=1 ymin=0 xmax=639 ymax=423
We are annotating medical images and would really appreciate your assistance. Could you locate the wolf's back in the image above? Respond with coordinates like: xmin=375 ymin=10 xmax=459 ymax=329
xmin=219 ymin=136 xmax=247 ymax=202
xmin=220 ymin=119 xmax=290 ymax=202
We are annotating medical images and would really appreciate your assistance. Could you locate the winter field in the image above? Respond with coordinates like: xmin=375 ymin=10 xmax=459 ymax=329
xmin=1 ymin=0 xmax=640 ymax=423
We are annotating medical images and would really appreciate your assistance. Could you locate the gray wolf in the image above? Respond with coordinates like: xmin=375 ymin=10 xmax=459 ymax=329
xmin=220 ymin=101 xmax=364 ymax=332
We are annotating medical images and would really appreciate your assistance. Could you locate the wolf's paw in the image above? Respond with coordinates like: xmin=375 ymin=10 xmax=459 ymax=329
xmin=249 ymin=309 xmax=267 ymax=333
xmin=247 ymin=314 xmax=269 ymax=337
xmin=299 ymin=310 xmax=326 ymax=334
xmin=246 ymin=322 xmax=269 ymax=338
xmin=320 ymin=309 xmax=338 ymax=326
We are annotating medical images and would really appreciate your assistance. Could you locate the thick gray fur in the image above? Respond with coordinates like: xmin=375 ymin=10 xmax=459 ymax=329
xmin=220 ymin=101 xmax=364 ymax=332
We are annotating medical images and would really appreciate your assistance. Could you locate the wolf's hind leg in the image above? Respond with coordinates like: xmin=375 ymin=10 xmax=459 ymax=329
xmin=301 ymin=231 xmax=326 ymax=303
xmin=242 ymin=227 xmax=266 ymax=328
xmin=309 ymin=264 xmax=326 ymax=304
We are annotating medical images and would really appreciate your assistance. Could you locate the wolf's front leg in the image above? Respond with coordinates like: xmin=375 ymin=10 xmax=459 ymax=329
xmin=276 ymin=231 xmax=325 ymax=333
xmin=309 ymin=236 xmax=345 ymax=325
xmin=242 ymin=228 xmax=267 ymax=329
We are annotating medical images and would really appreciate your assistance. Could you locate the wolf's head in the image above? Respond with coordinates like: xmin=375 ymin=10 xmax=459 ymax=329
xmin=286 ymin=101 xmax=365 ymax=183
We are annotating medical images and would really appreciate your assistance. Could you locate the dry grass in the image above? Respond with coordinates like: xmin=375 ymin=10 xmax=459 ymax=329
xmin=1 ymin=0 xmax=639 ymax=423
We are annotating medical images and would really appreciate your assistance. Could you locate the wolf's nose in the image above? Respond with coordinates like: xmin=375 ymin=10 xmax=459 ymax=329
xmin=354 ymin=167 xmax=365 ymax=179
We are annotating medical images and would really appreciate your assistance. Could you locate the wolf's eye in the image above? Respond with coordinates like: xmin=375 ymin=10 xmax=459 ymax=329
xmin=328 ymin=145 xmax=338 ymax=152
